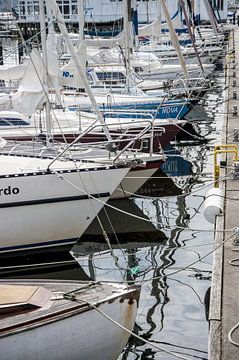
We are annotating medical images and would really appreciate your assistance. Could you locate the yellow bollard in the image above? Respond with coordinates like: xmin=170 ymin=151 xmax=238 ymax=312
xmin=214 ymin=144 xmax=239 ymax=187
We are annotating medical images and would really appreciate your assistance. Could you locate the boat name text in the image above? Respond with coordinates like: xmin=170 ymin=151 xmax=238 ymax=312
xmin=162 ymin=106 xmax=179 ymax=114
xmin=0 ymin=186 xmax=20 ymax=196
xmin=62 ymin=71 xmax=73 ymax=78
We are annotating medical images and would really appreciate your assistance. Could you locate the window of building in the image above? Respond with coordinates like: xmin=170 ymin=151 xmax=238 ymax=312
xmin=64 ymin=4 xmax=69 ymax=14
xmin=72 ymin=5 xmax=77 ymax=14
xmin=210 ymin=0 xmax=224 ymax=11
xmin=34 ymin=5 xmax=39 ymax=15
xmin=27 ymin=5 xmax=34 ymax=15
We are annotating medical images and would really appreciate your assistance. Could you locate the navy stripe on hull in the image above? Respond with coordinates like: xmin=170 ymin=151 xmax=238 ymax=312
xmin=0 ymin=192 xmax=110 ymax=209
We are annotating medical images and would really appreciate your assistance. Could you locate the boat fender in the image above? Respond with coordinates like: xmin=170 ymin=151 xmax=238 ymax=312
xmin=204 ymin=188 xmax=223 ymax=224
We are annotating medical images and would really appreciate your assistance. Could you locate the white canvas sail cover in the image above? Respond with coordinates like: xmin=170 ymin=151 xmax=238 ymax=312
xmin=60 ymin=41 xmax=87 ymax=89
xmin=138 ymin=11 xmax=183 ymax=38
xmin=0 ymin=63 xmax=26 ymax=81
xmin=46 ymin=32 xmax=60 ymax=85
xmin=138 ymin=19 xmax=162 ymax=38
xmin=0 ymin=48 xmax=46 ymax=116
xmin=69 ymin=31 xmax=125 ymax=48
xmin=84 ymin=33 xmax=124 ymax=48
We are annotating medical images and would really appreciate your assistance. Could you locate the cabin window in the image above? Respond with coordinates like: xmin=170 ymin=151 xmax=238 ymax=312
xmin=96 ymin=72 xmax=126 ymax=84
xmin=142 ymin=139 xmax=149 ymax=149
xmin=0 ymin=118 xmax=30 ymax=126
xmin=134 ymin=67 xmax=144 ymax=73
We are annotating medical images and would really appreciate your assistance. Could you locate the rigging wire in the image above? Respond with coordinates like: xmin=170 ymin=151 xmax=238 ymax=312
xmin=57 ymin=171 xmax=232 ymax=233
xmin=64 ymin=291 xmax=192 ymax=360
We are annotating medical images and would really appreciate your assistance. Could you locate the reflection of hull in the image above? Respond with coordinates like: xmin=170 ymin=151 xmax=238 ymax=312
xmin=161 ymin=156 xmax=192 ymax=177
xmin=76 ymin=198 xmax=167 ymax=243
xmin=136 ymin=168 xmax=182 ymax=197
xmin=0 ymin=258 xmax=90 ymax=280
xmin=0 ymin=244 xmax=75 ymax=269
xmin=0 ymin=279 xmax=140 ymax=360
xmin=112 ymin=160 xmax=163 ymax=199
xmin=72 ymin=239 xmax=163 ymax=257
xmin=71 ymin=198 xmax=167 ymax=280
xmin=161 ymin=146 xmax=193 ymax=177
xmin=173 ymin=122 xmax=205 ymax=143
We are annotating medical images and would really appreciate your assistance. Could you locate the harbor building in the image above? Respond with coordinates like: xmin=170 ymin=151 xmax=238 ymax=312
xmin=14 ymin=0 xmax=228 ymax=35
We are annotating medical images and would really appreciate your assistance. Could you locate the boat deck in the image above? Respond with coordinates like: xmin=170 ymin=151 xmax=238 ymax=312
xmin=0 ymin=280 xmax=139 ymax=336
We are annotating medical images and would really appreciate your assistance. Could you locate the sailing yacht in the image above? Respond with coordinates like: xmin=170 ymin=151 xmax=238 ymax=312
xmin=0 ymin=279 xmax=140 ymax=360
xmin=0 ymin=139 xmax=130 ymax=255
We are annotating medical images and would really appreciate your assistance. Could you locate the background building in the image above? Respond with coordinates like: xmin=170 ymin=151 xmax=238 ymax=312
xmin=14 ymin=0 xmax=229 ymax=38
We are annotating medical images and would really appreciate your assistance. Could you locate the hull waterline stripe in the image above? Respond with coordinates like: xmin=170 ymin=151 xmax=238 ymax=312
xmin=0 ymin=192 xmax=110 ymax=208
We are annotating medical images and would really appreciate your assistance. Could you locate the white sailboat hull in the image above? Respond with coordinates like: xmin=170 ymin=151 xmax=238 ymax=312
xmin=0 ymin=280 xmax=140 ymax=360
xmin=1 ymin=298 xmax=137 ymax=360
xmin=138 ymin=64 xmax=215 ymax=80
xmin=0 ymin=155 xmax=129 ymax=253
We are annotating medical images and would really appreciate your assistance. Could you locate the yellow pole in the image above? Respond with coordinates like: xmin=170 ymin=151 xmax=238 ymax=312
xmin=214 ymin=144 xmax=239 ymax=187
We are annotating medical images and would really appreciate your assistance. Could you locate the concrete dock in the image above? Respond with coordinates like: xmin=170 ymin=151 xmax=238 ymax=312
xmin=209 ymin=27 xmax=239 ymax=360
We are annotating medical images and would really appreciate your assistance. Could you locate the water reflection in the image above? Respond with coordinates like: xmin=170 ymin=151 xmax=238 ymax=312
xmin=0 ymin=258 xmax=91 ymax=280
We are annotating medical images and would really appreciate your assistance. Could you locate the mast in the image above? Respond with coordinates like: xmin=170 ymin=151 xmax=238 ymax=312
xmin=46 ymin=1 xmax=54 ymax=35
xmin=78 ymin=0 xmax=84 ymax=42
xmin=132 ymin=0 xmax=139 ymax=47
xmin=156 ymin=0 xmax=162 ymax=43
xmin=46 ymin=2 xmax=62 ymax=107
xmin=39 ymin=0 xmax=53 ymax=147
xmin=123 ymin=0 xmax=132 ymax=92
